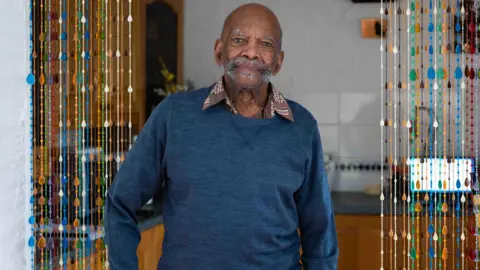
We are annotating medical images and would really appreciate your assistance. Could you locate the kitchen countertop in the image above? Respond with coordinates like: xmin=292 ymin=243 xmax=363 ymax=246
xmin=330 ymin=191 xmax=382 ymax=215
xmin=136 ymin=191 xmax=384 ymax=232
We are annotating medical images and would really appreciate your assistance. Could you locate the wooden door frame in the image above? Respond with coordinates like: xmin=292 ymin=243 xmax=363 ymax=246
xmin=133 ymin=0 xmax=184 ymax=130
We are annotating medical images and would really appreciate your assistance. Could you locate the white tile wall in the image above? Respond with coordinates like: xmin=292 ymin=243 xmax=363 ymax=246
xmin=340 ymin=93 xmax=379 ymax=125
xmin=339 ymin=125 xmax=380 ymax=159
xmin=318 ymin=125 xmax=339 ymax=154
xmin=295 ymin=93 xmax=339 ymax=125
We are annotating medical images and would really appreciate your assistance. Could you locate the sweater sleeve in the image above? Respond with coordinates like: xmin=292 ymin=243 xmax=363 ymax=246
xmin=104 ymin=97 xmax=171 ymax=270
xmin=295 ymin=123 xmax=338 ymax=270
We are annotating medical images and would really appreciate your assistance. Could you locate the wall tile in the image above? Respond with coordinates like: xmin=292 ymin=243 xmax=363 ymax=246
xmin=294 ymin=93 xmax=339 ymax=124
xmin=340 ymin=93 xmax=379 ymax=124
xmin=318 ymin=125 xmax=339 ymax=154
xmin=339 ymin=125 xmax=380 ymax=159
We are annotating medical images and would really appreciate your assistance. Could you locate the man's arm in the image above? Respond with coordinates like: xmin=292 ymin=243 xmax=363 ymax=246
xmin=295 ymin=123 xmax=338 ymax=270
xmin=104 ymin=97 xmax=171 ymax=270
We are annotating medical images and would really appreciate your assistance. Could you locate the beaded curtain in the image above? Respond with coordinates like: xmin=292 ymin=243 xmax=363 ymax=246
xmin=26 ymin=0 xmax=134 ymax=268
xmin=380 ymin=0 xmax=480 ymax=269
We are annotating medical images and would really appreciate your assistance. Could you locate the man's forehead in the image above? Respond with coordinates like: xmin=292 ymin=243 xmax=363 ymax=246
xmin=222 ymin=4 xmax=281 ymax=36
xmin=225 ymin=18 xmax=280 ymax=39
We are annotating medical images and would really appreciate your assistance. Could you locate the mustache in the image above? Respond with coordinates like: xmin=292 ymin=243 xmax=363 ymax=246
xmin=225 ymin=58 xmax=270 ymax=73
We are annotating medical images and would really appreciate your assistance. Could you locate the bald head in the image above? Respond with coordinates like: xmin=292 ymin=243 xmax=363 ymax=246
xmin=220 ymin=3 xmax=283 ymax=49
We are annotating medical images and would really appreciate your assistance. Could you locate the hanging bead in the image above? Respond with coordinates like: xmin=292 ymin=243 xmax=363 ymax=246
xmin=442 ymin=247 xmax=448 ymax=260
xmin=469 ymin=248 xmax=476 ymax=261
xmin=37 ymin=236 xmax=46 ymax=249
xmin=442 ymin=202 xmax=448 ymax=213
xmin=26 ymin=73 xmax=35 ymax=85
xmin=410 ymin=247 xmax=417 ymax=260
xmin=74 ymin=198 xmax=80 ymax=207
xmin=28 ymin=236 xmax=35 ymax=247
xmin=73 ymin=218 xmax=80 ymax=227
xmin=39 ymin=196 xmax=46 ymax=206
xmin=455 ymin=67 xmax=463 ymax=79
xmin=427 ymin=67 xmax=435 ymax=79
xmin=414 ymin=201 xmax=422 ymax=212
xmin=96 ymin=197 xmax=103 ymax=206
xmin=428 ymin=247 xmax=435 ymax=258
xmin=442 ymin=225 xmax=448 ymax=235
xmin=47 ymin=238 xmax=55 ymax=250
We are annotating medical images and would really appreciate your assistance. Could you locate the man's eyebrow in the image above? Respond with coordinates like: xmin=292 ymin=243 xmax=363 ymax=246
xmin=262 ymin=36 xmax=280 ymax=46
xmin=231 ymin=29 xmax=245 ymax=36
xmin=228 ymin=30 xmax=279 ymax=45
xmin=263 ymin=36 xmax=276 ymax=42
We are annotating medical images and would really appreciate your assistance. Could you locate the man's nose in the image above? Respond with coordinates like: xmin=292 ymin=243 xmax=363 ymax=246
xmin=240 ymin=40 xmax=260 ymax=59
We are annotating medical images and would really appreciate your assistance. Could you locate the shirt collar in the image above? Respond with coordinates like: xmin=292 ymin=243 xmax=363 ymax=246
xmin=202 ymin=77 xmax=294 ymax=122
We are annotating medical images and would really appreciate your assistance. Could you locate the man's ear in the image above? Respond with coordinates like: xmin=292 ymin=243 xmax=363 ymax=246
xmin=272 ymin=50 xmax=284 ymax=75
xmin=214 ymin=39 xmax=223 ymax=66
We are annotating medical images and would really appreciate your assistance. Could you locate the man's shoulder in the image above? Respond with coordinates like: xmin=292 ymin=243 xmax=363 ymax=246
xmin=284 ymin=98 xmax=317 ymax=127
xmin=164 ymin=87 xmax=211 ymax=105
xmin=282 ymin=98 xmax=320 ymax=147
xmin=149 ymin=87 xmax=211 ymax=122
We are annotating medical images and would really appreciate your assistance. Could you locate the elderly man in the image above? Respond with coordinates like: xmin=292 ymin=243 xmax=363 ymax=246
xmin=105 ymin=3 xmax=338 ymax=269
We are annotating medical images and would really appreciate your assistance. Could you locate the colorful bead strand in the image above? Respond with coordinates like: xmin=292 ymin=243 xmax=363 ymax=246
xmin=393 ymin=0 xmax=400 ymax=267
xmin=475 ymin=2 xmax=480 ymax=268
xmin=383 ymin=0 xmax=479 ymax=267
xmin=27 ymin=0 xmax=134 ymax=267
xmin=38 ymin=0 xmax=46 ymax=266
xmin=380 ymin=1 xmax=386 ymax=269
xmin=427 ymin=0 xmax=434 ymax=267
xmin=475 ymin=3 xmax=480 ymax=266
xmin=26 ymin=0 xmax=36 ymax=267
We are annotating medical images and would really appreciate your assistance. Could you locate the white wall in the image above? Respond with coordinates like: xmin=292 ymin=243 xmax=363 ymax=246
xmin=0 ymin=0 xmax=29 ymax=269
xmin=184 ymin=0 xmax=383 ymax=191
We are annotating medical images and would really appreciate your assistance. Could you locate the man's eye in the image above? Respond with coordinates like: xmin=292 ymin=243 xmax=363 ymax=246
xmin=232 ymin=38 xmax=245 ymax=43
xmin=262 ymin=42 xmax=273 ymax=47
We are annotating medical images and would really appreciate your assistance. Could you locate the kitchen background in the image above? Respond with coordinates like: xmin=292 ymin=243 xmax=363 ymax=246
xmin=0 ymin=0 xmax=452 ymax=269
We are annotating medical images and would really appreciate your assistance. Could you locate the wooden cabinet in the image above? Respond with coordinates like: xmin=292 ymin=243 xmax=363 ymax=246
xmin=335 ymin=215 xmax=382 ymax=270
xmin=336 ymin=214 xmax=476 ymax=270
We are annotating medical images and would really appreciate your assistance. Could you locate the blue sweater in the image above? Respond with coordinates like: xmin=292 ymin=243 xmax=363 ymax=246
xmin=105 ymin=87 xmax=338 ymax=270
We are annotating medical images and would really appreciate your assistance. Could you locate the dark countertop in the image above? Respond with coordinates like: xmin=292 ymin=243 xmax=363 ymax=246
xmin=331 ymin=191 xmax=381 ymax=215
xmin=330 ymin=191 xmax=470 ymax=216
xmin=136 ymin=192 xmax=385 ymax=231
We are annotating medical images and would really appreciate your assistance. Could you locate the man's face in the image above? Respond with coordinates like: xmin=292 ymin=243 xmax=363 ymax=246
xmin=215 ymin=11 xmax=284 ymax=90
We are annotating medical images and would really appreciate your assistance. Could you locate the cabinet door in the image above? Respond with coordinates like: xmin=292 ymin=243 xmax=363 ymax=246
xmin=358 ymin=225 xmax=381 ymax=269
xmin=336 ymin=215 xmax=381 ymax=270
xmin=336 ymin=222 xmax=359 ymax=269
